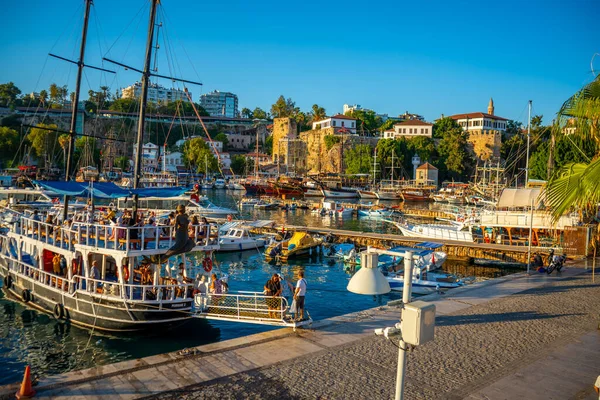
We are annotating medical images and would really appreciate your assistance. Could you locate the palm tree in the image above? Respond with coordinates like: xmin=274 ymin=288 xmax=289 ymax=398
xmin=311 ymin=104 xmax=326 ymax=122
xmin=545 ymin=75 xmax=600 ymax=220
xmin=39 ymin=90 xmax=48 ymax=106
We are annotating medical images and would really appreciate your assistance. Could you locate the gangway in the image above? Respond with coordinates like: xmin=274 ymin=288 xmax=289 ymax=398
xmin=193 ymin=291 xmax=312 ymax=330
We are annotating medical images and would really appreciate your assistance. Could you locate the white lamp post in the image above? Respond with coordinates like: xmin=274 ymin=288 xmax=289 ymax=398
xmin=348 ymin=250 xmax=435 ymax=400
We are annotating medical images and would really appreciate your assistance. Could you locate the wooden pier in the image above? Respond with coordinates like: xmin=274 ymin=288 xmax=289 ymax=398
xmin=257 ymin=224 xmax=538 ymax=264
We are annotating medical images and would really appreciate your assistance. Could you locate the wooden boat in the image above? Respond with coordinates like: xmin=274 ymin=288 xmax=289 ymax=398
xmin=400 ymin=188 xmax=433 ymax=202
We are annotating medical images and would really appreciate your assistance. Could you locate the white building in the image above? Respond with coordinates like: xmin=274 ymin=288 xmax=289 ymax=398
xmin=133 ymin=142 xmax=160 ymax=171
xmin=312 ymin=114 xmax=357 ymax=133
xmin=449 ymin=99 xmax=508 ymax=132
xmin=383 ymin=120 xmax=433 ymax=139
xmin=343 ymin=104 xmax=363 ymax=114
xmin=163 ymin=151 xmax=184 ymax=172
xmin=199 ymin=90 xmax=239 ymax=118
xmin=218 ymin=152 xmax=231 ymax=169
xmin=121 ymin=82 xmax=190 ymax=104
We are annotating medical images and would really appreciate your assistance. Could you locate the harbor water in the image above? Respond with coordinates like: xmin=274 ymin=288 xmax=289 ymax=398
xmin=0 ymin=191 xmax=519 ymax=385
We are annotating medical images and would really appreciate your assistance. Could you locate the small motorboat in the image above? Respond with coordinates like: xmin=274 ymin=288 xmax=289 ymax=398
xmin=214 ymin=178 xmax=227 ymax=189
xmin=254 ymin=199 xmax=279 ymax=210
xmin=239 ymin=198 xmax=260 ymax=207
xmin=357 ymin=208 xmax=394 ymax=219
xmin=387 ymin=269 xmax=465 ymax=295
xmin=264 ymin=231 xmax=322 ymax=262
xmin=336 ymin=206 xmax=354 ymax=217
xmin=217 ymin=226 xmax=268 ymax=252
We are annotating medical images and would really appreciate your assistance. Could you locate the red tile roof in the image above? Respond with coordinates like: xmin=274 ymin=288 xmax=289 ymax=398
xmin=394 ymin=119 xmax=432 ymax=126
xmin=449 ymin=112 xmax=508 ymax=121
xmin=416 ymin=162 xmax=438 ymax=170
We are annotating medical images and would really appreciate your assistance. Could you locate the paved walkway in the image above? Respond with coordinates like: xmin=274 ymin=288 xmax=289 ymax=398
xmin=2 ymin=265 xmax=599 ymax=399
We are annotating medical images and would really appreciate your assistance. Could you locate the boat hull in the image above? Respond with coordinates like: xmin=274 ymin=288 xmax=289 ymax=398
xmin=0 ymin=267 xmax=192 ymax=332
xmin=322 ymin=189 xmax=359 ymax=199
xmin=358 ymin=190 xmax=378 ymax=199
xmin=218 ymin=239 xmax=266 ymax=252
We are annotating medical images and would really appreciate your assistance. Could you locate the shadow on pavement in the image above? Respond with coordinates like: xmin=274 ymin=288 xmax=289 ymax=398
xmin=436 ymin=311 xmax=584 ymax=327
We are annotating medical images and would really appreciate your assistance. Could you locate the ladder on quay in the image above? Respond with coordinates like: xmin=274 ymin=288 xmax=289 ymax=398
xmin=192 ymin=291 xmax=312 ymax=330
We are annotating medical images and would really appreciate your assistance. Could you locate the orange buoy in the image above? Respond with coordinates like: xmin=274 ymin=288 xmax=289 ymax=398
xmin=15 ymin=365 xmax=35 ymax=399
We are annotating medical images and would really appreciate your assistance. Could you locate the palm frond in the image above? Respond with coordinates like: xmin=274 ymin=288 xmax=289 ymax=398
xmin=545 ymin=162 xmax=588 ymax=220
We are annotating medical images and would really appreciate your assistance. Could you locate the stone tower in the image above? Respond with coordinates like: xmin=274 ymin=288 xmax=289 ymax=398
xmin=488 ymin=98 xmax=494 ymax=115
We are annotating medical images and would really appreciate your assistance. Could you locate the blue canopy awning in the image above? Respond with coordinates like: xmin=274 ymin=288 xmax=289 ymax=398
xmin=415 ymin=242 xmax=444 ymax=249
xmin=34 ymin=181 xmax=188 ymax=199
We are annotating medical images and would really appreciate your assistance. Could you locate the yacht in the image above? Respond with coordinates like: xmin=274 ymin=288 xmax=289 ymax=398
xmin=218 ymin=226 xmax=268 ymax=252
xmin=214 ymin=178 xmax=226 ymax=189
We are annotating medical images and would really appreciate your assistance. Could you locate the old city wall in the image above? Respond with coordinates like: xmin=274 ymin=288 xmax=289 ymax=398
xmin=467 ymin=130 xmax=501 ymax=161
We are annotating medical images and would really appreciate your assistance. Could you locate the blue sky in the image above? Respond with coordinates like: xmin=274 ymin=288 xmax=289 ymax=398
xmin=2 ymin=0 xmax=598 ymax=126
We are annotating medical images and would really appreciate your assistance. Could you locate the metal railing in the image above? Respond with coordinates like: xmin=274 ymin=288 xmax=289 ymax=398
xmin=194 ymin=291 xmax=290 ymax=322
xmin=17 ymin=216 xmax=219 ymax=252
xmin=78 ymin=275 xmax=195 ymax=303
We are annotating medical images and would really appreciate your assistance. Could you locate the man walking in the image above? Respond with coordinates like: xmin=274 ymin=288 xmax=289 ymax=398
xmin=294 ymin=271 xmax=307 ymax=321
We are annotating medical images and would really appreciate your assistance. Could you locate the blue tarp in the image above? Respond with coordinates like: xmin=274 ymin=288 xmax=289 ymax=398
xmin=34 ymin=181 xmax=188 ymax=199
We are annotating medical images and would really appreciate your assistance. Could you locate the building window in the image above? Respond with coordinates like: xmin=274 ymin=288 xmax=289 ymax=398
xmin=352 ymin=122 xmax=355 ymax=128
xmin=332 ymin=120 xmax=336 ymax=127
xmin=403 ymin=128 xmax=406 ymax=133
xmin=342 ymin=121 xmax=345 ymax=127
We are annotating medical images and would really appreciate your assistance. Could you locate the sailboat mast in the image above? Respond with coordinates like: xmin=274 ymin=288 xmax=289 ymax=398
xmin=372 ymin=147 xmax=377 ymax=185
xmin=391 ymin=151 xmax=394 ymax=185
xmin=133 ymin=0 xmax=159 ymax=191
xmin=62 ymin=0 xmax=92 ymax=222
xmin=525 ymin=100 xmax=532 ymax=186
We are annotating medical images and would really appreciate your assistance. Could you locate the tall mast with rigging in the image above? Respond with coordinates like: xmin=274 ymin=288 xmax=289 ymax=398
xmin=62 ymin=0 xmax=92 ymax=222
xmin=130 ymin=0 xmax=159 ymax=215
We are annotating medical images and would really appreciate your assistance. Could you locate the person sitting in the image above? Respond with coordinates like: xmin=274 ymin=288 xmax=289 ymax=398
xmin=189 ymin=215 xmax=200 ymax=238
xmin=209 ymin=273 xmax=223 ymax=306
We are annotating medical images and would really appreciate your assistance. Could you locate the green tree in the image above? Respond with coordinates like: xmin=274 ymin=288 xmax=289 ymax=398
xmin=241 ymin=107 xmax=253 ymax=119
xmin=109 ymin=98 xmax=139 ymax=113
xmin=27 ymin=123 xmax=59 ymax=159
xmin=264 ymin=135 xmax=273 ymax=155
xmin=345 ymin=144 xmax=373 ymax=175
xmin=270 ymin=95 xmax=298 ymax=118
xmin=345 ymin=109 xmax=382 ymax=133
xmin=115 ymin=156 xmax=130 ymax=172
xmin=0 ymin=127 xmax=20 ymax=163
xmin=231 ymin=154 xmax=250 ymax=175
xmin=294 ymin=111 xmax=311 ymax=131
xmin=213 ymin=133 xmax=229 ymax=150
xmin=75 ymin=136 xmax=100 ymax=166
xmin=253 ymin=107 xmax=268 ymax=120
xmin=378 ymin=119 xmax=397 ymax=133
xmin=324 ymin=135 xmax=341 ymax=151
xmin=183 ymin=137 xmax=219 ymax=174
xmin=437 ymin=120 xmax=472 ymax=180
xmin=39 ymin=90 xmax=48 ymax=107
xmin=0 ymin=82 xmax=22 ymax=107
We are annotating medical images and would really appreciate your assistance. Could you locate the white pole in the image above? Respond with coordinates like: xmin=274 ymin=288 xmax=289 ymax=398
xmin=525 ymin=100 xmax=532 ymax=186
xmin=527 ymin=198 xmax=534 ymax=274
xmin=395 ymin=251 xmax=413 ymax=400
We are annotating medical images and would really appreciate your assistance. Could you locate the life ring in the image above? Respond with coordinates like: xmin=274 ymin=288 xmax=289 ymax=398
xmin=227 ymin=214 xmax=233 ymax=222
xmin=22 ymin=289 xmax=31 ymax=303
xmin=3 ymin=275 xmax=12 ymax=290
xmin=53 ymin=303 xmax=65 ymax=319
xmin=202 ymin=257 xmax=213 ymax=273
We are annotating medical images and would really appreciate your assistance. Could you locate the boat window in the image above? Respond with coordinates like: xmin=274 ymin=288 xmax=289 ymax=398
xmin=236 ymin=230 xmax=243 ymax=237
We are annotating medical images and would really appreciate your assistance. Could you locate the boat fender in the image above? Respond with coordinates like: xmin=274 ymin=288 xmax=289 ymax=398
xmin=22 ymin=289 xmax=31 ymax=303
xmin=53 ymin=303 xmax=65 ymax=319
xmin=239 ymin=243 xmax=243 ymax=250
xmin=288 ymin=243 xmax=296 ymax=251
xmin=202 ymin=257 xmax=213 ymax=273
xmin=3 ymin=275 xmax=12 ymax=290
xmin=122 ymin=266 xmax=130 ymax=282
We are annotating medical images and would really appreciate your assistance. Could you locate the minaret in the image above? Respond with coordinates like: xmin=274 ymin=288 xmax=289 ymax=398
xmin=488 ymin=98 xmax=494 ymax=115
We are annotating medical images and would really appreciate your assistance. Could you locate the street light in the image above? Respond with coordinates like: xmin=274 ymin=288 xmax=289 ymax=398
xmin=348 ymin=250 xmax=435 ymax=400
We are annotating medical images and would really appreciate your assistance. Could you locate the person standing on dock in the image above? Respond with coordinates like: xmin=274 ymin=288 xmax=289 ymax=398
xmin=264 ymin=274 xmax=282 ymax=318
xmin=294 ymin=271 xmax=307 ymax=322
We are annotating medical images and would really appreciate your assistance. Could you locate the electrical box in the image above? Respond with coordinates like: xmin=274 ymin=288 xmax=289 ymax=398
xmin=401 ymin=301 xmax=436 ymax=346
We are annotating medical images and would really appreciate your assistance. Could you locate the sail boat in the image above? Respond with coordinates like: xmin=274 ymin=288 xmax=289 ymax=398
xmin=0 ymin=0 xmax=221 ymax=331
xmin=358 ymin=146 xmax=378 ymax=199
xmin=376 ymin=150 xmax=402 ymax=200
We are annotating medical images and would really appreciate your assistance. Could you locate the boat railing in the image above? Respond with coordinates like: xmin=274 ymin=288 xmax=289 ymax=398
xmin=18 ymin=216 xmax=219 ymax=252
xmin=6 ymin=256 xmax=71 ymax=292
xmin=194 ymin=291 xmax=289 ymax=322
xmin=77 ymin=275 xmax=195 ymax=303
